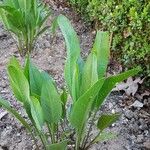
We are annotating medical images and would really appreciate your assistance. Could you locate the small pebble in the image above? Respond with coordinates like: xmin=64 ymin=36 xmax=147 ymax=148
xmin=124 ymin=110 xmax=134 ymax=120
xmin=131 ymin=100 xmax=144 ymax=108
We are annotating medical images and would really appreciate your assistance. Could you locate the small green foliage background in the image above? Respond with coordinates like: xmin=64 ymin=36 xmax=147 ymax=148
xmin=69 ymin=0 xmax=150 ymax=84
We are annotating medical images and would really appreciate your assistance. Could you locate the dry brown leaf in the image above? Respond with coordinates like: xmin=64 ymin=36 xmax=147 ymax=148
xmin=126 ymin=82 xmax=138 ymax=96
xmin=113 ymin=77 xmax=145 ymax=96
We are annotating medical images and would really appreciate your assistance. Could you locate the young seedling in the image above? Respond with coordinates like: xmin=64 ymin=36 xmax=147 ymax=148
xmin=0 ymin=0 xmax=50 ymax=56
xmin=0 ymin=15 xmax=141 ymax=150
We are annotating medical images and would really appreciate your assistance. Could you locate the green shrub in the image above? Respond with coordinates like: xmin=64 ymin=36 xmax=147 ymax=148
xmin=69 ymin=0 xmax=88 ymax=14
xmin=0 ymin=0 xmax=50 ymax=56
xmin=0 ymin=15 xmax=140 ymax=150
xmin=70 ymin=0 xmax=150 ymax=81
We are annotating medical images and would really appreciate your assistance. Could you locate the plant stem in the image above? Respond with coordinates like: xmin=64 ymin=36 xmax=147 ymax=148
xmin=80 ymin=112 xmax=91 ymax=148
xmin=18 ymin=38 xmax=23 ymax=56
xmin=30 ymin=130 xmax=40 ymax=150
xmin=60 ymin=120 xmax=68 ymax=139
xmin=51 ymin=124 xmax=56 ymax=143
xmin=109 ymin=32 xmax=113 ymax=49
xmin=75 ymin=132 xmax=80 ymax=150
xmin=75 ymin=124 xmax=85 ymax=150
xmin=60 ymin=120 xmax=65 ymax=133
xmin=84 ymin=131 xmax=101 ymax=150
xmin=33 ymin=125 xmax=47 ymax=150
xmin=28 ymin=116 xmax=47 ymax=149
xmin=56 ymin=124 xmax=59 ymax=142
xmin=47 ymin=123 xmax=55 ymax=144
xmin=82 ymin=110 xmax=97 ymax=149
xmin=76 ymin=110 xmax=97 ymax=150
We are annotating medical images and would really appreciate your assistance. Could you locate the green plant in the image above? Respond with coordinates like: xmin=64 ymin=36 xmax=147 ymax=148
xmin=70 ymin=0 xmax=150 ymax=84
xmin=69 ymin=0 xmax=88 ymax=15
xmin=0 ymin=0 xmax=50 ymax=56
xmin=0 ymin=15 xmax=140 ymax=150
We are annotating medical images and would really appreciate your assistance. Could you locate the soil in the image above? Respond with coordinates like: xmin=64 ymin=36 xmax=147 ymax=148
xmin=0 ymin=1 xmax=150 ymax=150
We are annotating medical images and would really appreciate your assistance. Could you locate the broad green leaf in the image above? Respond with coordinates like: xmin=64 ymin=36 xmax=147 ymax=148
xmin=29 ymin=62 xmax=43 ymax=96
xmin=61 ymin=89 xmax=68 ymax=105
xmin=0 ymin=97 xmax=31 ymax=133
xmin=24 ymin=56 xmax=30 ymax=81
xmin=29 ymin=60 xmax=53 ymax=98
xmin=96 ymin=67 xmax=141 ymax=108
xmin=93 ymin=131 xmax=117 ymax=144
xmin=70 ymin=77 xmax=105 ymax=135
xmin=30 ymin=96 xmax=44 ymax=130
xmin=60 ymin=89 xmax=68 ymax=118
xmin=46 ymin=140 xmax=67 ymax=150
xmin=7 ymin=56 xmax=22 ymax=70
xmin=56 ymin=15 xmax=85 ymax=101
xmin=7 ymin=57 xmax=32 ymax=119
xmin=5 ymin=9 xmax=25 ymax=31
xmin=81 ymin=52 xmax=98 ymax=94
xmin=92 ymin=31 xmax=110 ymax=78
xmin=41 ymin=71 xmax=54 ymax=82
xmin=56 ymin=15 xmax=81 ymax=91
xmin=41 ymin=79 xmax=62 ymax=124
xmin=97 ymin=114 xmax=120 ymax=131
xmin=23 ymin=100 xmax=33 ymax=121
xmin=7 ymin=58 xmax=30 ymax=102
xmin=71 ymin=64 xmax=80 ymax=101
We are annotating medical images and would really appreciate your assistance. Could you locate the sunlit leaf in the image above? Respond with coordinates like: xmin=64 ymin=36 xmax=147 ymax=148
xmin=41 ymin=79 xmax=62 ymax=124
xmin=7 ymin=57 xmax=30 ymax=103
xmin=92 ymin=31 xmax=110 ymax=78
xmin=30 ymin=96 xmax=44 ymax=130
xmin=24 ymin=55 xmax=30 ymax=81
xmin=81 ymin=52 xmax=98 ymax=94
xmin=95 ymin=67 xmax=141 ymax=108
xmin=60 ymin=89 xmax=68 ymax=118
xmin=28 ymin=59 xmax=53 ymax=98
xmin=56 ymin=15 xmax=82 ymax=99
xmin=29 ymin=62 xmax=43 ymax=97
xmin=70 ymin=78 xmax=105 ymax=135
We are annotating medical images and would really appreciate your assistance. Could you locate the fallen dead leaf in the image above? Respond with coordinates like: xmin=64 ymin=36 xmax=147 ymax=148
xmin=113 ymin=77 xmax=145 ymax=96
xmin=126 ymin=82 xmax=138 ymax=96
